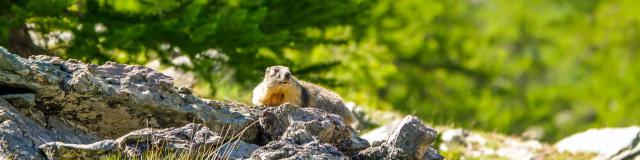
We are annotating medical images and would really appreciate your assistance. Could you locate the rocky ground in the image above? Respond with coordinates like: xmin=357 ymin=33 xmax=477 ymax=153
xmin=0 ymin=47 xmax=442 ymax=160
xmin=1 ymin=47 xmax=639 ymax=160
xmin=361 ymin=116 xmax=640 ymax=160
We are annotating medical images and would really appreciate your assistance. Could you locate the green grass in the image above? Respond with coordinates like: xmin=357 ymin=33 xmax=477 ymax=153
xmin=103 ymin=121 xmax=259 ymax=160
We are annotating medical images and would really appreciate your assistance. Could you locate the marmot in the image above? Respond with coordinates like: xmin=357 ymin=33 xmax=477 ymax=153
xmin=252 ymin=65 xmax=358 ymax=127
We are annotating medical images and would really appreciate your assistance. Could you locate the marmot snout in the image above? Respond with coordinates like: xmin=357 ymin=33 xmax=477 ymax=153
xmin=264 ymin=66 xmax=293 ymax=85
xmin=252 ymin=65 xmax=358 ymax=128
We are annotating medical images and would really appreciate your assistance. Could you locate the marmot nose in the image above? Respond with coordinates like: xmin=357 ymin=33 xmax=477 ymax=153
xmin=284 ymin=72 xmax=291 ymax=80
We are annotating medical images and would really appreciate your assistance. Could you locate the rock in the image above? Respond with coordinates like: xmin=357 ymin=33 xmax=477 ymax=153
xmin=0 ymin=47 xmax=446 ymax=159
xmin=0 ymin=47 xmax=260 ymax=158
xmin=39 ymin=123 xmax=247 ymax=159
xmin=361 ymin=119 xmax=403 ymax=143
xmin=257 ymin=104 xmax=369 ymax=154
xmin=215 ymin=140 xmax=260 ymax=159
xmin=39 ymin=140 xmax=116 ymax=160
xmin=0 ymin=47 xmax=259 ymax=141
xmin=115 ymin=123 xmax=223 ymax=156
xmin=0 ymin=98 xmax=98 ymax=159
xmin=384 ymin=116 xmax=438 ymax=159
xmin=555 ymin=126 xmax=640 ymax=160
xmin=251 ymin=138 xmax=349 ymax=160
xmin=1 ymin=93 xmax=36 ymax=108
xmin=355 ymin=116 xmax=442 ymax=160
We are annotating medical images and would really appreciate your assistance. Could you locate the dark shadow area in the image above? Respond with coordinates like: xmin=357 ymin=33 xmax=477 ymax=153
xmin=0 ymin=83 xmax=36 ymax=95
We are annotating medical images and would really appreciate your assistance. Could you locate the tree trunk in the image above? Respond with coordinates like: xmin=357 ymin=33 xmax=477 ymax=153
xmin=8 ymin=24 xmax=49 ymax=57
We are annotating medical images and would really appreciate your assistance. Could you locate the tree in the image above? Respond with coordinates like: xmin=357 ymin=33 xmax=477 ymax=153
xmin=0 ymin=0 xmax=369 ymax=94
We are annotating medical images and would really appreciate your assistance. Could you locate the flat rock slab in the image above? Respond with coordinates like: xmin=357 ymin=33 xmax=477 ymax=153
xmin=555 ymin=126 xmax=640 ymax=160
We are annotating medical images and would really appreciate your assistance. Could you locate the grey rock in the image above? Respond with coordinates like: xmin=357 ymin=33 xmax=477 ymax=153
xmin=0 ymin=47 xmax=445 ymax=159
xmin=258 ymin=104 xmax=369 ymax=154
xmin=355 ymin=143 xmax=412 ymax=160
xmin=39 ymin=140 xmax=116 ymax=160
xmin=555 ymin=126 xmax=640 ymax=160
xmin=115 ymin=123 xmax=223 ymax=157
xmin=0 ymin=98 xmax=48 ymax=160
xmin=355 ymin=116 xmax=442 ymax=160
xmin=0 ymin=47 xmax=260 ymax=158
xmin=215 ymin=140 xmax=260 ymax=159
xmin=385 ymin=116 xmax=437 ymax=159
xmin=38 ymin=123 xmax=235 ymax=159
xmin=251 ymin=138 xmax=349 ymax=160
xmin=1 ymin=93 xmax=36 ymax=108
xmin=361 ymin=119 xmax=403 ymax=143
xmin=0 ymin=98 xmax=97 ymax=160
xmin=0 ymin=47 xmax=258 ymax=141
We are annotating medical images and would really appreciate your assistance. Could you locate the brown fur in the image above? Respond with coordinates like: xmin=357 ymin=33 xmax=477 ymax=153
xmin=252 ymin=66 xmax=358 ymax=127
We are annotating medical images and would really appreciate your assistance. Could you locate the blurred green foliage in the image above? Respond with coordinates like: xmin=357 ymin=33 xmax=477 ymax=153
xmin=2 ymin=0 xmax=640 ymax=141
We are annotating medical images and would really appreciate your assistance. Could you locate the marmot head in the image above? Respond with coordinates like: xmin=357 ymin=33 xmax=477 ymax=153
xmin=262 ymin=65 xmax=294 ymax=87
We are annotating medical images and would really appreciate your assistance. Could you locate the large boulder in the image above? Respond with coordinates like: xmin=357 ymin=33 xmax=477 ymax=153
xmin=0 ymin=47 xmax=258 ymax=159
xmin=0 ymin=47 xmax=258 ymax=141
xmin=555 ymin=126 xmax=640 ymax=160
